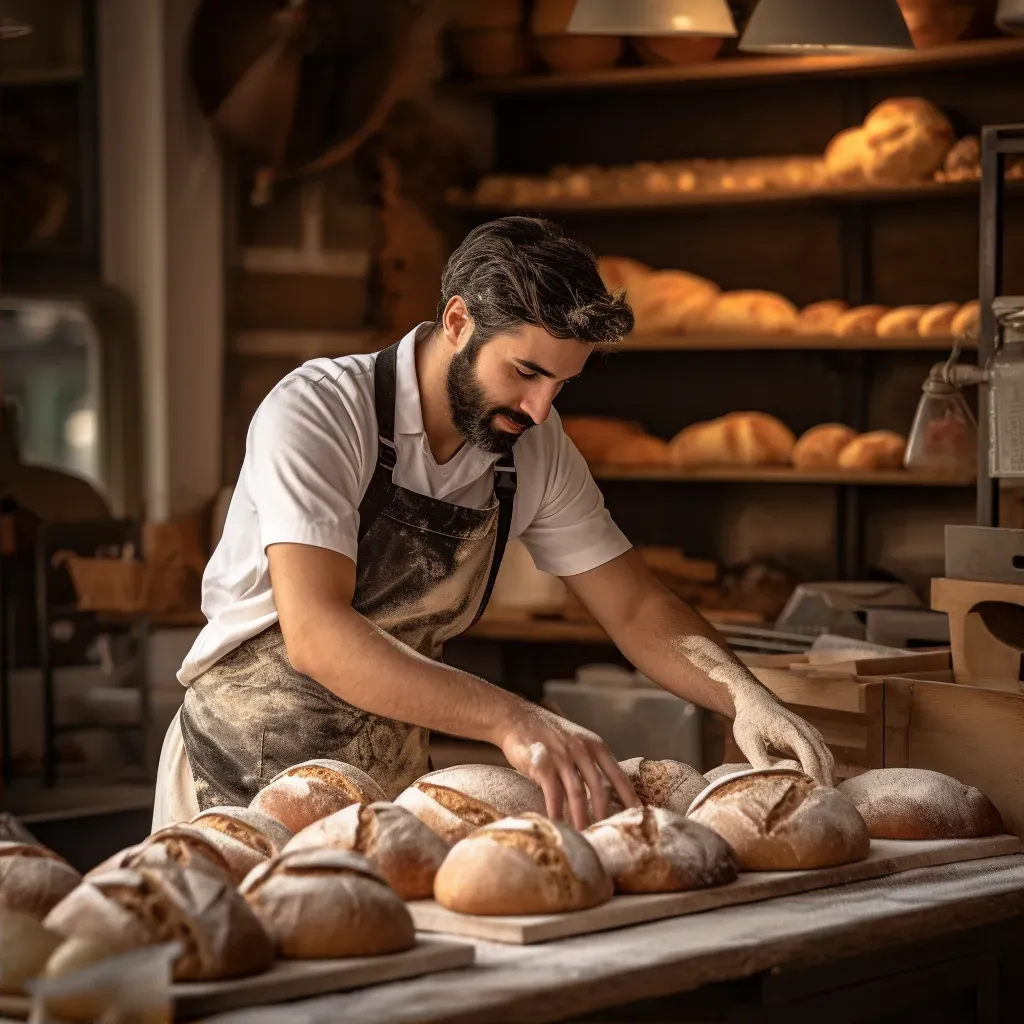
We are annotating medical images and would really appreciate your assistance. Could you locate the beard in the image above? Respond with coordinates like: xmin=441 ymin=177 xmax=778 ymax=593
xmin=446 ymin=341 xmax=535 ymax=456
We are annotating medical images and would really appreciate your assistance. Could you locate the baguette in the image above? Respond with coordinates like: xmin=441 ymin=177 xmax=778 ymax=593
xmin=791 ymin=424 xmax=858 ymax=470
xmin=834 ymin=305 xmax=889 ymax=337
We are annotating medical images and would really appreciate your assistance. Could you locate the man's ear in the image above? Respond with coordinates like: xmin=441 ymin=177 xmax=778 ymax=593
xmin=442 ymin=296 xmax=473 ymax=350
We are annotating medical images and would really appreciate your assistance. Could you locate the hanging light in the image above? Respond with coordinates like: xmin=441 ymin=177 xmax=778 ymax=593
xmin=739 ymin=0 xmax=914 ymax=53
xmin=0 ymin=16 xmax=33 ymax=41
xmin=567 ymin=0 xmax=738 ymax=38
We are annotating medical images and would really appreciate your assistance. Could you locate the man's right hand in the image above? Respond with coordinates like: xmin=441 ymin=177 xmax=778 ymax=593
xmin=498 ymin=702 xmax=639 ymax=829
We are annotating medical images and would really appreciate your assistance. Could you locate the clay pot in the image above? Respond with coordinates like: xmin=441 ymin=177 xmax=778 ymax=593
xmin=896 ymin=0 xmax=977 ymax=47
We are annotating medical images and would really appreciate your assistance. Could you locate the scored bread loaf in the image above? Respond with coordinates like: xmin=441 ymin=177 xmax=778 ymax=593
xmin=562 ymin=416 xmax=646 ymax=463
xmin=702 ymin=760 xmax=799 ymax=785
xmin=189 ymin=806 xmax=293 ymax=884
xmin=860 ymin=97 xmax=954 ymax=182
xmin=0 ymin=842 xmax=82 ymax=919
xmin=876 ymin=305 xmax=928 ymax=338
xmin=240 ymin=849 xmax=414 ymax=959
xmin=838 ymin=768 xmax=1003 ymax=840
xmin=284 ymin=802 xmax=450 ymax=900
xmin=249 ymin=759 xmax=387 ymax=834
xmin=617 ymin=757 xmax=706 ymax=815
xmin=669 ymin=412 xmax=796 ymax=468
xmin=602 ymin=434 xmax=671 ymax=465
xmin=952 ymin=299 xmax=980 ymax=339
xmin=703 ymin=291 xmax=799 ymax=334
xmin=88 ymin=826 xmax=233 ymax=882
xmin=796 ymin=300 xmax=849 ymax=335
xmin=918 ymin=302 xmax=960 ymax=337
xmin=585 ymin=806 xmax=737 ymax=893
xmin=433 ymin=813 xmax=613 ymax=915
xmin=44 ymin=864 xmax=274 ymax=981
xmin=395 ymin=764 xmax=546 ymax=844
xmin=792 ymin=424 xmax=858 ymax=470
xmin=0 ymin=909 xmax=63 ymax=995
xmin=688 ymin=768 xmax=870 ymax=870
xmin=597 ymin=255 xmax=652 ymax=295
xmin=834 ymin=305 xmax=889 ymax=337
xmin=837 ymin=430 xmax=907 ymax=470
xmin=628 ymin=270 xmax=720 ymax=334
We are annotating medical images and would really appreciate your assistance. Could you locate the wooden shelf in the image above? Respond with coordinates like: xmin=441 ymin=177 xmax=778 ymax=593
xmin=1 ymin=67 xmax=84 ymax=86
xmin=458 ymin=37 xmax=1024 ymax=95
xmin=591 ymin=465 xmax=975 ymax=486
xmin=620 ymin=332 xmax=974 ymax=352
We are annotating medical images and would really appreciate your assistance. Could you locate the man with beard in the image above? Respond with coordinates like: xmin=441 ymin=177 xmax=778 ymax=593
xmin=153 ymin=217 xmax=833 ymax=830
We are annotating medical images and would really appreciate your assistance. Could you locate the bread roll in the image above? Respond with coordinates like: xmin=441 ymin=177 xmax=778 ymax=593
xmin=876 ymin=305 xmax=928 ymax=338
xmin=703 ymin=760 xmax=799 ymax=784
xmin=628 ymin=270 xmax=720 ymax=334
xmin=44 ymin=865 xmax=274 ymax=981
xmin=603 ymin=434 xmax=670 ymax=465
xmin=0 ymin=909 xmax=62 ymax=994
xmin=241 ymin=849 xmax=414 ymax=958
xmin=861 ymin=97 xmax=954 ymax=183
xmin=918 ymin=302 xmax=959 ymax=337
xmin=37 ymin=936 xmax=127 ymax=1021
xmin=584 ymin=806 xmax=737 ymax=893
xmin=792 ymin=424 xmax=858 ymax=470
xmin=88 ymin=826 xmax=233 ymax=882
xmin=597 ymin=255 xmax=652 ymax=296
xmin=0 ymin=842 xmax=82 ymax=919
xmin=395 ymin=764 xmax=546 ymax=844
xmin=838 ymin=768 xmax=1003 ymax=840
xmin=669 ymin=412 xmax=796 ymax=468
xmin=249 ymin=759 xmax=387 ymax=834
xmin=703 ymin=291 xmax=799 ymax=334
xmin=834 ymin=305 xmax=889 ymax=337
xmin=0 ymin=813 xmax=39 ymax=845
xmin=562 ymin=416 xmax=645 ymax=463
xmin=284 ymin=802 xmax=450 ymax=900
xmin=837 ymin=430 xmax=907 ymax=470
xmin=189 ymin=806 xmax=293 ymax=884
xmin=952 ymin=300 xmax=980 ymax=340
xmin=825 ymin=127 xmax=869 ymax=185
xmin=688 ymin=768 xmax=870 ymax=870
xmin=433 ymin=814 xmax=613 ymax=915
xmin=796 ymin=300 xmax=848 ymax=335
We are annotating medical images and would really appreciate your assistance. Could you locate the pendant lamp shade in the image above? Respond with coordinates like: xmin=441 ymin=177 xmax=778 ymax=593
xmin=567 ymin=0 xmax=738 ymax=38
xmin=0 ymin=16 xmax=33 ymax=40
xmin=740 ymin=0 xmax=914 ymax=52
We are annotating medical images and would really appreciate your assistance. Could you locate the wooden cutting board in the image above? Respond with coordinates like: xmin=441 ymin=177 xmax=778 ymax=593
xmin=409 ymin=835 xmax=1021 ymax=945
xmin=0 ymin=937 xmax=473 ymax=1020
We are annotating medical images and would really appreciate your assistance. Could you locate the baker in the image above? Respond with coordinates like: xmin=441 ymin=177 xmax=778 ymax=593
xmin=153 ymin=216 xmax=834 ymax=833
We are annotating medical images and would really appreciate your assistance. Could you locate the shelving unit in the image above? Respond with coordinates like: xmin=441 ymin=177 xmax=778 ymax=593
xmin=590 ymin=466 xmax=973 ymax=486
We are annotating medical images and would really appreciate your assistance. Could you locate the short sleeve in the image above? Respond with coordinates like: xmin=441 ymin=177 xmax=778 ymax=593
xmin=245 ymin=372 xmax=371 ymax=563
xmin=517 ymin=422 xmax=632 ymax=578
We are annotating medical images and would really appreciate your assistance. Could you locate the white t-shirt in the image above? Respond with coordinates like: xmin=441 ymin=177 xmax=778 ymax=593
xmin=177 ymin=324 xmax=632 ymax=684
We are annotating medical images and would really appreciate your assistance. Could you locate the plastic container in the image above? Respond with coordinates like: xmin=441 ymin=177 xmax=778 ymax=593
xmin=543 ymin=681 xmax=702 ymax=764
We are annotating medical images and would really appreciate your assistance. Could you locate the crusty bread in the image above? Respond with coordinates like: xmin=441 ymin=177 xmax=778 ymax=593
xmin=937 ymin=135 xmax=981 ymax=182
xmin=824 ymin=127 xmax=869 ymax=185
xmin=36 ymin=935 xmax=127 ymax=1021
xmin=796 ymin=300 xmax=848 ymax=335
xmin=861 ymin=97 xmax=954 ymax=182
xmin=617 ymin=758 xmax=706 ymax=815
xmin=688 ymin=768 xmax=870 ymax=870
xmin=584 ymin=806 xmax=737 ymax=893
xmin=597 ymin=255 xmax=652 ymax=295
xmin=834 ymin=305 xmax=889 ymax=337
xmin=249 ymin=759 xmax=387 ymax=834
xmin=0 ymin=842 xmax=82 ymax=919
xmin=0 ymin=909 xmax=62 ymax=995
xmin=876 ymin=305 xmax=928 ymax=338
xmin=703 ymin=291 xmax=799 ymax=334
xmin=792 ymin=424 xmax=858 ymax=470
xmin=88 ymin=826 xmax=233 ymax=882
xmin=44 ymin=864 xmax=274 ymax=981
xmin=433 ymin=813 xmax=613 ymax=915
xmin=669 ymin=412 xmax=796 ymax=468
xmin=395 ymin=764 xmax=546 ymax=844
xmin=241 ymin=848 xmax=414 ymax=959
xmin=562 ymin=416 xmax=646 ymax=464
xmin=284 ymin=802 xmax=450 ymax=900
xmin=189 ymin=806 xmax=293 ymax=884
xmin=838 ymin=768 xmax=1003 ymax=840
xmin=628 ymin=270 xmax=720 ymax=334
xmin=837 ymin=430 xmax=907 ymax=470
xmin=603 ymin=434 xmax=671 ymax=465
xmin=918 ymin=302 xmax=960 ymax=337
xmin=952 ymin=299 xmax=980 ymax=340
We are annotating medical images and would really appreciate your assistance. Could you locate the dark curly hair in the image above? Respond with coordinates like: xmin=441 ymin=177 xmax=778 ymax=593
xmin=435 ymin=216 xmax=634 ymax=345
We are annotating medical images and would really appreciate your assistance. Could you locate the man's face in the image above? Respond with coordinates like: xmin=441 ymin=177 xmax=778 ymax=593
xmin=446 ymin=324 xmax=593 ymax=456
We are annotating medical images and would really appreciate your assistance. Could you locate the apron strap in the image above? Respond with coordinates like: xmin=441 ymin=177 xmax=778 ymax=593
xmin=357 ymin=342 xmax=400 ymax=542
xmin=470 ymin=456 xmax=517 ymax=627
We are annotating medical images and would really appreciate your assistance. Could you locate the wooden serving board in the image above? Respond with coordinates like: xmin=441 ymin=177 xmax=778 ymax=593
xmin=0 ymin=937 xmax=472 ymax=1020
xmin=409 ymin=835 xmax=1021 ymax=945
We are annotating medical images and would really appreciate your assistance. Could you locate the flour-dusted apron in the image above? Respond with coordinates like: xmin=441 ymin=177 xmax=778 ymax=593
xmin=178 ymin=342 xmax=516 ymax=809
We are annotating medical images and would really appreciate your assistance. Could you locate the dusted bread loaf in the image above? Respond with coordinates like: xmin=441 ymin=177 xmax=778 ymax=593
xmin=703 ymin=291 xmax=799 ymax=334
xmin=0 ymin=842 xmax=82 ymax=919
xmin=702 ymin=761 xmax=799 ymax=785
xmin=860 ymin=97 xmax=954 ymax=182
xmin=89 ymin=826 xmax=233 ymax=882
xmin=584 ymin=806 xmax=737 ymax=893
xmin=669 ymin=412 xmax=795 ymax=468
xmin=44 ymin=864 xmax=273 ymax=981
xmin=434 ymin=814 xmax=613 ymax=915
xmin=952 ymin=300 xmax=980 ymax=339
xmin=241 ymin=849 xmax=414 ymax=958
xmin=838 ymin=768 xmax=1003 ymax=840
xmin=284 ymin=802 xmax=450 ymax=900
xmin=395 ymin=764 xmax=546 ymax=844
xmin=189 ymin=806 xmax=293 ymax=884
xmin=837 ymin=430 xmax=906 ymax=470
xmin=792 ymin=424 xmax=858 ymax=470
xmin=0 ymin=909 xmax=62 ymax=995
xmin=688 ymin=768 xmax=870 ymax=870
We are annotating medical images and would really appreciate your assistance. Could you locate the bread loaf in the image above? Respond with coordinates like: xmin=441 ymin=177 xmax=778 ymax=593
xmin=688 ymin=768 xmax=870 ymax=870
xmin=703 ymin=762 xmax=752 ymax=784
xmin=876 ymin=305 xmax=928 ymax=338
xmin=597 ymin=255 xmax=652 ymax=296
xmin=628 ymin=270 xmax=720 ymax=334
xmin=0 ymin=909 xmax=62 ymax=995
xmin=562 ymin=416 xmax=646 ymax=463
xmin=617 ymin=758 xmax=706 ymax=815
xmin=89 ymin=826 xmax=233 ymax=882
xmin=0 ymin=842 xmax=82 ymax=919
xmin=703 ymin=291 xmax=799 ymax=334
xmin=669 ymin=412 xmax=796 ymax=468
xmin=44 ymin=864 xmax=274 ymax=981
xmin=796 ymin=300 xmax=848 ymax=335
xmin=240 ymin=849 xmax=414 ymax=958
xmin=952 ymin=300 xmax=980 ymax=340
xmin=824 ymin=127 xmax=870 ymax=185
xmin=534 ymin=35 xmax=623 ymax=72
xmin=837 ymin=430 xmax=906 ymax=470
xmin=249 ymin=759 xmax=387 ymax=834
xmin=838 ymin=768 xmax=1003 ymax=840
xmin=36 ymin=936 xmax=127 ymax=1021
xmin=918 ymin=302 xmax=959 ymax=337
xmin=189 ymin=806 xmax=293 ymax=884
xmin=603 ymin=434 xmax=671 ymax=465
xmin=834 ymin=305 xmax=889 ymax=337
xmin=861 ymin=98 xmax=954 ymax=183
xmin=284 ymin=802 xmax=450 ymax=900
xmin=395 ymin=764 xmax=546 ymax=844
xmin=792 ymin=424 xmax=858 ymax=470
xmin=584 ymin=806 xmax=737 ymax=893
xmin=433 ymin=814 xmax=613 ymax=915
xmin=937 ymin=135 xmax=980 ymax=182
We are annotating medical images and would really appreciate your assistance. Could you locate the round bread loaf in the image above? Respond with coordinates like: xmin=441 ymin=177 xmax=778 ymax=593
xmin=952 ymin=300 xmax=980 ymax=340
xmin=670 ymin=413 xmax=796 ymax=468
xmin=240 ymin=848 xmax=414 ymax=958
xmin=837 ymin=768 xmax=1003 ymax=840
xmin=918 ymin=302 xmax=960 ymax=337
xmin=616 ymin=758 xmax=706 ymax=816
xmin=562 ymin=416 xmax=646 ymax=463
xmin=796 ymin=300 xmax=849 ymax=335
xmin=395 ymin=764 xmax=546 ymax=844
xmin=861 ymin=97 xmax=954 ymax=182
xmin=434 ymin=813 xmax=613 ymax=915
xmin=688 ymin=768 xmax=870 ymax=870
xmin=189 ymin=806 xmax=293 ymax=884
xmin=88 ymin=826 xmax=233 ymax=882
xmin=703 ymin=760 xmax=800 ymax=785
xmin=603 ymin=434 xmax=670 ymax=465
xmin=284 ymin=802 xmax=450 ymax=900
xmin=876 ymin=305 xmax=928 ymax=338
xmin=44 ymin=864 xmax=273 ymax=981
xmin=837 ymin=430 xmax=906 ymax=470
xmin=249 ymin=759 xmax=388 ymax=834
xmin=0 ymin=842 xmax=82 ymax=919
xmin=792 ymin=424 xmax=858 ymax=470
xmin=584 ymin=806 xmax=737 ymax=893
xmin=703 ymin=291 xmax=799 ymax=334
xmin=834 ymin=305 xmax=889 ymax=337
xmin=0 ymin=909 xmax=62 ymax=995
xmin=598 ymin=255 xmax=652 ymax=295
xmin=628 ymin=270 xmax=720 ymax=334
